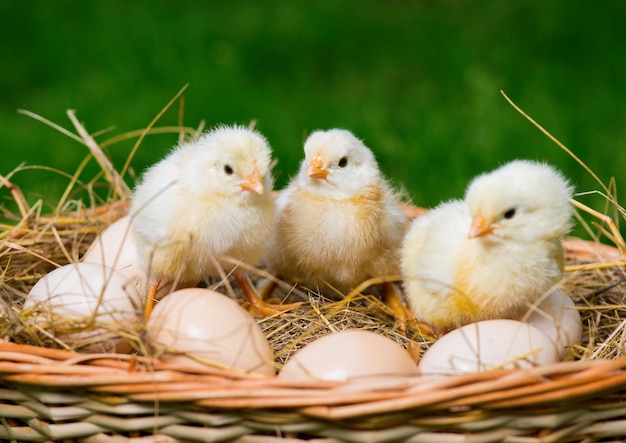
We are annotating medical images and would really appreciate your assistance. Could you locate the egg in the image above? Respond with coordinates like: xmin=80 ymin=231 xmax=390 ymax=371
xmin=146 ymin=288 xmax=275 ymax=376
xmin=278 ymin=329 xmax=418 ymax=381
xmin=82 ymin=215 xmax=174 ymax=299
xmin=418 ymin=319 xmax=559 ymax=376
xmin=523 ymin=288 xmax=582 ymax=358
xmin=24 ymin=262 xmax=142 ymax=353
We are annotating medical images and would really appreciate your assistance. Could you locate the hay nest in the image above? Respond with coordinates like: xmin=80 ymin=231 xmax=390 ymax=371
xmin=1 ymin=184 xmax=624 ymax=365
xmin=1 ymin=98 xmax=626 ymax=442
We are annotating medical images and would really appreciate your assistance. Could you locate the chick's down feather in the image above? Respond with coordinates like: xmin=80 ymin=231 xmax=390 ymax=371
xmin=130 ymin=125 xmax=298 ymax=316
xmin=401 ymin=159 xmax=573 ymax=332
xmin=264 ymin=129 xmax=408 ymax=296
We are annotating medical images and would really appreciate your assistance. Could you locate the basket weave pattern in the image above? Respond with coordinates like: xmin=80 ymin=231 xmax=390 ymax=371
xmin=3 ymin=339 xmax=626 ymax=441
xmin=2 ymin=202 xmax=626 ymax=442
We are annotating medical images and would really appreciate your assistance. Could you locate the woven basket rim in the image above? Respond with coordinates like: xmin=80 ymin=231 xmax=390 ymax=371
xmin=2 ymin=199 xmax=626 ymax=441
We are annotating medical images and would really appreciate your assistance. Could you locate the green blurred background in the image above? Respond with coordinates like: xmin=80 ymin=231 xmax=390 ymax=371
xmin=2 ymin=1 xmax=625 ymax=236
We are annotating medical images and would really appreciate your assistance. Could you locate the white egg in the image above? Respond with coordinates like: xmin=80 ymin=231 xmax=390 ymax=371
xmin=278 ymin=329 xmax=418 ymax=381
xmin=418 ymin=319 xmax=559 ymax=376
xmin=523 ymin=288 xmax=582 ymax=359
xmin=24 ymin=262 xmax=142 ymax=353
xmin=82 ymin=215 xmax=174 ymax=299
xmin=146 ymin=288 xmax=275 ymax=376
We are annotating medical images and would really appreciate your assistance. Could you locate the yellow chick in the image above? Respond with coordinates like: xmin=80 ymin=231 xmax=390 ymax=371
xmin=129 ymin=125 xmax=299 ymax=318
xmin=401 ymin=160 xmax=574 ymax=333
xmin=263 ymin=129 xmax=411 ymax=321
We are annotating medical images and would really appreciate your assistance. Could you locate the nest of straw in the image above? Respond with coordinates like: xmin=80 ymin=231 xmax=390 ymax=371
xmin=1 ymin=94 xmax=626 ymax=442
xmin=1 ymin=190 xmax=623 ymax=364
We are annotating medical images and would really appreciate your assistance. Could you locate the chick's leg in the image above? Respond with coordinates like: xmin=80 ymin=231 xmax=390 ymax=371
xmin=143 ymin=278 xmax=161 ymax=321
xmin=382 ymin=282 xmax=434 ymax=336
xmin=234 ymin=271 xmax=301 ymax=317
xmin=257 ymin=277 xmax=279 ymax=300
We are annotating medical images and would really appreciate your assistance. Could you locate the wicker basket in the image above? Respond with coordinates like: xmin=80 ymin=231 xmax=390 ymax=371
xmin=0 ymin=200 xmax=624 ymax=443
xmin=2 ymin=342 xmax=626 ymax=442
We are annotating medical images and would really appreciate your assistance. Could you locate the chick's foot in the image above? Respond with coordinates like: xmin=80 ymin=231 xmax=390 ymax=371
xmin=235 ymin=272 xmax=301 ymax=317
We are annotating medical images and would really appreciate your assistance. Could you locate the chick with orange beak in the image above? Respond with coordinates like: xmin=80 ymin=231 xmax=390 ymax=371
xmin=401 ymin=160 xmax=574 ymax=334
xmin=263 ymin=129 xmax=412 ymax=326
xmin=130 ymin=125 xmax=299 ymax=319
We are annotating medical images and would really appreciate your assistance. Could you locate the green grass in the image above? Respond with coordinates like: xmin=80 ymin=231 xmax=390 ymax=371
xmin=2 ymin=1 xmax=625 ymax=238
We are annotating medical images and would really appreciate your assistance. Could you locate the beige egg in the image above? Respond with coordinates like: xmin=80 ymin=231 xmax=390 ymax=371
xmin=24 ymin=262 xmax=142 ymax=353
xmin=278 ymin=329 xmax=418 ymax=381
xmin=523 ymin=288 xmax=582 ymax=358
xmin=146 ymin=288 xmax=275 ymax=376
xmin=418 ymin=319 xmax=559 ymax=376
xmin=82 ymin=215 xmax=174 ymax=299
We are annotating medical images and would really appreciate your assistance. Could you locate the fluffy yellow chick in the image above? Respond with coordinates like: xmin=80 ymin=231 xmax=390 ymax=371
xmin=130 ymin=125 xmax=299 ymax=318
xmin=401 ymin=160 xmax=574 ymax=334
xmin=263 ymin=129 xmax=411 ymax=322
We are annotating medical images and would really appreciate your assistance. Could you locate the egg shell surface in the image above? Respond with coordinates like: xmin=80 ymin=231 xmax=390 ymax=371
xmin=146 ymin=288 xmax=275 ymax=376
xmin=418 ymin=319 xmax=559 ymax=376
xmin=24 ymin=262 xmax=142 ymax=353
xmin=82 ymin=215 xmax=174 ymax=299
xmin=523 ymin=289 xmax=582 ymax=359
xmin=278 ymin=329 xmax=418 ymax=381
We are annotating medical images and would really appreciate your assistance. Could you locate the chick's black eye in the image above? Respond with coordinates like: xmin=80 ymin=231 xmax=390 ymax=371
xmin=503 ymin=208 xmax=516 ymax=219
xmin=224 ymin=164 xmax=234 ymax=175
xmin=338 ymin=156 xmax=348 ymax=168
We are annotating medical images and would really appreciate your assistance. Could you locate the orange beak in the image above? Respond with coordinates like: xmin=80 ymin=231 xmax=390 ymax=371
xmin=241 ymin=168 xmax=264 ymax=194
xmin=469 ymin=213 xmax=494 ymax=238
xmin=307 ymin=154 xmax=329 ymax=180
